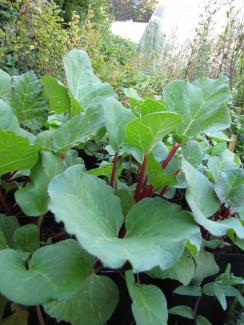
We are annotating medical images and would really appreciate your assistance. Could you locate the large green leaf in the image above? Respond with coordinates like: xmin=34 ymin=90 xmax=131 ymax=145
xmin=41 ymin=75 xmax=70 ymax=114
xmin=183 ymin=159 xmax=244 ymax=237
xmin=126 ymin=271 xmax=168 ymax=325
xmin=8 ymin=72 xmax=48 ymax=130
xmin=103 ymin=98 xmax=135 ymax=151
xmin=48 ymin=165 xmax=201 ymax=272
xmin=44 ymin=274 xmax=119 ymax=325
xmin=125 ymin=112 xmax=181 ymax=154
xmin=215 ymin=169 xmax=244 ymax=207
xmin=0 ymin=239 xmax=94 ymax=305
xmin=0 ymin=130 xmax=39 ymax=176
xmin=163 ymin=77 xmax=231 ymax=137
xmin=35 ymin=106 xmax=104 ymax=152
xmin=63 ymin=49 xmax=115 ymax=110
xmin=0 ymin=69 xmax=11 ymax=98
xmin=0 ymin=100 xmax=19 ymax=131
xmin=148 ymin=251 xmax=195 ymax=286
xmin=15 ymin=151 xmax=64 ymax=216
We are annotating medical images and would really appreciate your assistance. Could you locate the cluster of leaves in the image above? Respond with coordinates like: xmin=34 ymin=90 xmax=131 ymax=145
xmin=0 ymin=50 xmax=243 ymax=324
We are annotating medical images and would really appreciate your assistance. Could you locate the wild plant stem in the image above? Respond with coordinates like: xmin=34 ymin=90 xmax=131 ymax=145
xmin=161 ymin=143 xmax=180 ymax=169
xmin=36 ymin=305 xmax=45 ymax=325
xmin=134 ymin=155 xmax=148 ymax=202
xmin=110 ymin=152 xmax=119 ymax=188
xmin=0 ymin=188 xmax=11 ymax=215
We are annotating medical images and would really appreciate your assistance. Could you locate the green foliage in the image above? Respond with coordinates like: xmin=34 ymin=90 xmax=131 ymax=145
xmin=0 ymin=50 xmax=243 ymax=325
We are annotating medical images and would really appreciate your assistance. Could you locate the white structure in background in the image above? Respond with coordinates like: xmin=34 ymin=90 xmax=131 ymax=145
xmin=111 ymin=0 xmax=244 ymax=46
xmin=111 ymin=21 xmax=147 ymax=43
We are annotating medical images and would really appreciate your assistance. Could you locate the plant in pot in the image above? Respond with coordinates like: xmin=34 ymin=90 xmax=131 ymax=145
xmin=0 ymin=50 xmax=243 ymax=325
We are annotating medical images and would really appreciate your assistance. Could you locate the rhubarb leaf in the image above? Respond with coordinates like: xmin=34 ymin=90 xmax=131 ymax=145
xmin=41 ymin=75 xmax=70 ymax=114
xmin=103 ymin=98 xmax=135 ymax=151
xmin=48 ymin=165 xmax=201 ymax=272
xmin=8 ymin=72 xmax=48 ymax=130
xmin=0 ymin=240 xmax=94 ymax=305
xmin=0 ymin=130 xmax=39 ymax=176
xmin=215 ymin=169 xmax=244 ymax=207
xmin=15 ymin=151 xmax=64 ymax=216
xmin=126 ymin=271 xmax=168 ymax=325
xmin=63 ymin=49 xmax=115 ymax=110
xmin=44 ymin=275 xmax=119 ymax=325
xmin=163 ymin=77 xmax=231 ymax=137
xmin=125 ymin=112 xmax=181 ymax=154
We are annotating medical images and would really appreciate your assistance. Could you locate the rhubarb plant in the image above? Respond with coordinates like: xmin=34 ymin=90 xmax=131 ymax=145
xmin=0 ymin=50 xmax=243 ymax=325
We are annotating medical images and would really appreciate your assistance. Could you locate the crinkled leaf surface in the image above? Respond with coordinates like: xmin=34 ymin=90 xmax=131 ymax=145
xmin=103 ymin=98 xmax=135 ymax=151
xmin=41 ymin=75 xmax=70 ymax=114
xmin=0 ymin=69 xmax=11 ymax=98
xmin=215 ymin=169 xmax=244 ymax=207
xmin=183 ymin=159 xmax=244 ymax=237
xmin=15 ymin=151 xmax=64 ymax=216
xmin=125 ymin=112 xmax=181 ymax=154
xmin=0 ymin=239 xmax=94 ymax=305
xmin=8 ymin=72 xmax=48 ymax=130
xmin=44 ymin=274 xmax=119 ymax=325
xmin=148 ymin=251 xmax=195 ymax=286
xmin=163 ymin=77 xmax=231 ymax=137
xmin=0 ymin=130 xmax=39 ymax=176
xmin=48 ymin=165 xmax=201 ymax=272
xmin=126 ymin=271 xmax=168 ymax=325
xmin=35 ymin=106 xmax=104 ymax=151
xmin=13 ymin=224 xmax=39 ymax=252
xmin=63 ymin=49 xmax=115 ymax=110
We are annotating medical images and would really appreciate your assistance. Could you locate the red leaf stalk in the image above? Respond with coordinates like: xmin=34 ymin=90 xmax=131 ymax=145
xmin=110 ymin=152 xmax=119 ymax=188
xmin=134 ymin=155 xmax=148 ymax=202
xmin=161 ymin=143 xmax=180 ymax=169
